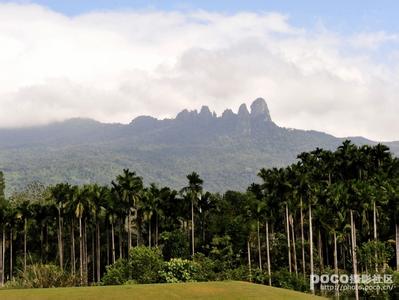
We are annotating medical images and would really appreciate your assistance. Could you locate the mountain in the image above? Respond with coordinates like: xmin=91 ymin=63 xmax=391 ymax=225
xmin=0 ymin=98 xmax=398 ymax=194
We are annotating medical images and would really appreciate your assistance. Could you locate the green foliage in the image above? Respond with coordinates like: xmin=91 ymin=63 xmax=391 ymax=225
xmin=221 ymin=266 xmax=249 ymax=281
xmin=192 ymin=253 xmax=217 ymax=281
xmin=271 ymin=270 xmax=309 ymax=292
xmin=102 ymin=247 xmax=164 ymax=285
xmin=159 ymin=258 xmax=199 ymax=283
xmin=160 ymin=230 xmax=190 ymax=260
xmin=209 ymin=235 xmax=236 ymax=272
xmin=4 ymin=264 xmax=79 ymax=288
xmin=357 ymin=241 xmax=394 ymax=271
xmin=102 ymin=259 xmax=130 ymax=286
xmin=128 ymin=246 xmax=164 ymax=284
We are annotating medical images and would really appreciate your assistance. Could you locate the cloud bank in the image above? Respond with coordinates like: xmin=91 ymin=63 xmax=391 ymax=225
xmin=0 ymin=3 xmax=399 ymax=141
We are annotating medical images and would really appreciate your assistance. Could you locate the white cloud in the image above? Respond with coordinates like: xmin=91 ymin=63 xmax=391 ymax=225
xmin=0 ymin=3 xmax=399 ymax=141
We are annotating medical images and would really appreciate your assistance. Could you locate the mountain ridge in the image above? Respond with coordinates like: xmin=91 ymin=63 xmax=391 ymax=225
xmin=0 ymin=98 xmax=398 ymax=194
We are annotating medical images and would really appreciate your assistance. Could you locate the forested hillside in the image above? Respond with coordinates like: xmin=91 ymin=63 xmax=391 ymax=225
xmin=0 ymin=98 xmax=397 ymax=193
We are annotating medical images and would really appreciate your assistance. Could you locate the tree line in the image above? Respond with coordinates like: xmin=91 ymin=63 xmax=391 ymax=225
xmin=0 ymin=140 xmax=399 ymax=298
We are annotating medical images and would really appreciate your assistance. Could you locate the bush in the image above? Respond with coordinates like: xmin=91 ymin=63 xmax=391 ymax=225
xmin=192 ymin=253 xmax=217 ymax=281
xmin=5 ymin=264 xmax=79 ymax=288
xmin=222 ymin=266 xmax=249 ymax=281
xmin=129 ymin=246 xmax=164 ymax=284
xmin=209 ymin=235 xmax=235 ymax=272
xmin=102 ymin=246 xmax=164 ymax=285
xmin=102 ymin=259 xmax=130 ymax=285
xmin=160 ymin=230 xmax=190 ymax=260
xmin=271 ymin=270 xmax=309 ymax=292
xmin=159 ymin=258 xmax=198 ymax=283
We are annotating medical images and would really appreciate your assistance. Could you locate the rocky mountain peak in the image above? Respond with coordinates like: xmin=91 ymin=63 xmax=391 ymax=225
xmin=237 ymin=103 xmax=250 ymax=118
xmin=250 ymin=98 xmax=271 ymax=121
xmin=199 ymin=106 xmax=213 ymax=119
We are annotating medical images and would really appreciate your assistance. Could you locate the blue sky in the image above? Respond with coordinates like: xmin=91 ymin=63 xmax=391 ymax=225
xmin=7 ymin=0 xmax=399 ymax=33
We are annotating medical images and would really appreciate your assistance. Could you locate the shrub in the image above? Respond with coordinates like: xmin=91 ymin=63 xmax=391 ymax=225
xmin=192 ymin=253 xmax=217 ymax=281
xmin=5 ymin=264 xmax=79 ymax=288
xmin=271 ymin=270 xmax=309 ymax=292
xmin=222 ymin=266 xmax=249 ymax=281
xmin=159 ymin=258 xmax=198 ymax=283
xmin=102 ymin=247 xmax=164 ymax=285
xmin=160 ymin=230 xmax=190 ymax=260
xmin=102 ymin=258 xmax=130 ymax=285
xmin=129 ymin=246 xmax=164 ymax=284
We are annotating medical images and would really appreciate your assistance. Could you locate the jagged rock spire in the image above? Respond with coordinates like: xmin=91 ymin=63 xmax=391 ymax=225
xmin=250 ymin=98 xmax=271 ymax=121
xmin=237 ymin=103 xmax=250 ymax=118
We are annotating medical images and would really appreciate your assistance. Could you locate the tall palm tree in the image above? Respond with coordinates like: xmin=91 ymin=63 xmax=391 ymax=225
xmin=113 ymin=169 xmax=143 ymax=250
xmin=107 ymin=187 xmax=120 ymax=263
xmin=89 ymin=184 xmax=108 ymax=282
xmin=0 ymin=198 xmax=6 ymax=287
xmin=248 ymin=183 xmax=266 ymax=270
xmin=50 ymin=183 xmax=72 ymax=271
xmin=141 ymin=185 xmax=157 ymax=247
xmin=181 ymin=172 xmax=203 ymax=256
xmin=71 ymin=185 xmax=91 ymax=285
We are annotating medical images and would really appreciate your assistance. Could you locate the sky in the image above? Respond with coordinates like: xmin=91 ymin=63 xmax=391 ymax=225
xmin=1 ymin=1 xmax=399 ymax=141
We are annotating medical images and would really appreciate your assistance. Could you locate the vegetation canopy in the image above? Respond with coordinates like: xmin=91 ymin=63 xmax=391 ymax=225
xmin=0 ymin=140 xmax=399 ymax=299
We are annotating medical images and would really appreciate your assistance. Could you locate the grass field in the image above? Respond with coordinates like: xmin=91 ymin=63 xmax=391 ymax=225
xmin=0 ymin=281 xmax=325 ymax=300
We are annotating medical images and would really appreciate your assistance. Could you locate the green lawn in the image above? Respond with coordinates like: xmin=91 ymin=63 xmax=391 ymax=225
xmin=0 ymin=281 xmax=325 ymax=300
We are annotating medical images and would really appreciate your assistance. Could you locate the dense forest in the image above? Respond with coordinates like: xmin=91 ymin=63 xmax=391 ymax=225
xmin=1 ymin=140 xmax=399 ymax=299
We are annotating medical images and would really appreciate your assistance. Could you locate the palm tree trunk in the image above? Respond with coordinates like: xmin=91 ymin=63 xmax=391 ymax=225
xmin=71 ymin=220 xmax=76 ymax=276
xmin=257 ymin=220 xmax=262 ymax=270
xmin=92 ymin=230 xmax=95 ymax=283
xmin=191 ymin=198 xmax=195 ymax=256
xmin=155 ymin=214 xmax=159 ymax=247
xmin=373 ymin=201 xmax=378 ymax=272
xmin=58 ymin=209 xmax=63 ymax=271
xmin=318 ymin=229 xmax=323 ymax=272
xmin=333 ymin=229 xmax=339 ymax=298
xmin=128 ymin=211 xmax=132 ymax=250
xmin=247 ymin=239 xmax=252 ymax=282
xmin=111 ymin=221 xmax=116 ymax=263
xmin=9 ymin=228 xmax=12 ymax=280
xmin=290 ymin=215 xmax=298 ymax=275
xmin=84 ymin=219 xmax=88 ymax=285
xmin=40 ymin=225 xmax=44 ymax=260
xmin=96 ymin=221 xmax=101 ymax=282
xmin=106 ymin=225 xmax=109 ymax=266
xmin=79 ymin=216 xmax=83 ymax=285
xmin=0 ymin=228 xmax=3 ymax=287
xmin=300 ymin=199 xmax=306 ymax=277
xmin=350 ymin=210 xmax=359 ymax=300
xmin=119 ymin=222 xmax=123 ymax=259
xmin=396 ymin=223 xmax=399 ymax=272
xmin=285 ymin=204 xmax=292 ymax=273
xmin=24 ymin=218 xmax=27 ymax=272
xmin=265 ymin=221 xmax=271 ymax=286
xmin=148 ymin=217 xmax=151 ymax=247
xmin=333 ymin=230 xmax=338 ymax=273
xmin=309 ymin=205 xmax=314 ymax=294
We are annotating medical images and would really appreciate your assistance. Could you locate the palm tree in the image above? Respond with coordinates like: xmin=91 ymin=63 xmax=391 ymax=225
xmin=50 ymin=183 xmax=72 ymax=271
xmin=113 ymin=169 xmax=143 ymax=250
xmin=107 ymin=188 xmax=120 ymax=264
xmin=141 ymin=185 xmax=157 ymax=247
xmin=0 ymin=199 xmax=6 ymax=287
xmin=89 ymin=184 xmax=108 ymax=282
xmin=336 ymin=140 xmax=360 ymax=300
xmin=71 ymin=185 xmax=91 ymax=285
xmin=181 ymin=172 xmax=203 ymax=256
xmin=248 ymin=183 xmax=266 ymax=270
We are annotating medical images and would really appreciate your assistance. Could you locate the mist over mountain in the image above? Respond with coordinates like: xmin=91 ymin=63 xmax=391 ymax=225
xmin=0 ymin=97 xmax=398 ymax=194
